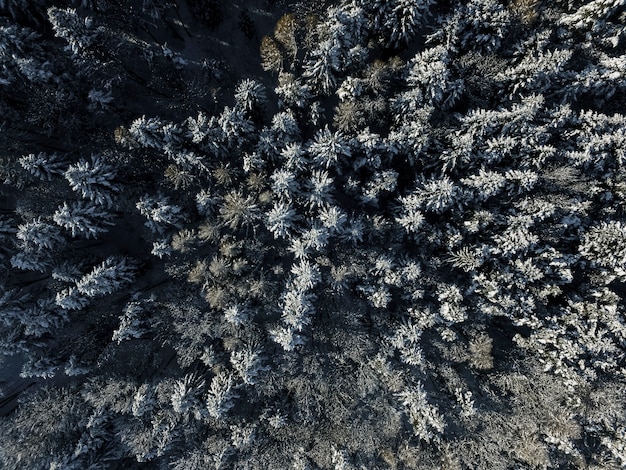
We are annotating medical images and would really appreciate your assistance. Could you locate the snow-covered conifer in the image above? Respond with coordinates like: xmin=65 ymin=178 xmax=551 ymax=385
xmin=560 ymin=0 xmax=625 ymax=30
xmin=280 ymin=288 xmax=316 ymax=331
xmin=223 ymin=303 xmax=252 ymax=326
xmin=20 ymin=356 xmax=58 ymax=379
xmin=461 ymin=169 xmax=506 ymax=202
xmin=308 ymin=126 xmax=351 ymax=170
xmin=280 ymin=142 xmax=308 ymax=171
xmin=75 ymin=256 xmax=135 ymax=298
xmin=151 ymin=239 xmax=173 ymax=259
xmin=19 ymin=153 xmax=65 ymax=180
xmin=48 ymin=7 xmax=97 ymax=56
xmin=395 ymin=382 xmax=445 ymax=442
xmin=318 ymin=206 xmax=347 ymax=233
xmin=195 ymin=189 xmax=220 ymax=217
xmin=230 ymin=346 xmax=268 ymax=385
xmin=206 ymin=371 xmax=239 ymax=419
xmin=395 ymin=191 xmax=424 ymax=234
xmin=362 ymin=170 xmax=398 ymax=204
xmin=290 ymin=259 xmax=321 ymax=292
xmin=171 ymin=373 xmax=206 ymax=416
xmin=419 ymin=176 xmax=459 ymax=213
xmin=234 ymin=78 xmax=267 ymax=114
xmin=128 ymin=115 xmax=166 ymax=149
xmin=53 ymin=201 xmax=113 ymax=238
xmin=10 ymin=251 xmax=49 ymax=272
xmin=269 ymin=324 xmax=304 ymax=351
xmin=185 ymin=111 xmax=215 ymax=145
xmin=302 ymin=39 xmax=340 ymax=95
xmin=404 ymin=45 xmax=463 ymax=109
xmin=136 ymin=194 xmax=184 ymax=233
xmin=88 ymin=87 xmax=114 ymax=111
xmin=275 ymin=72 xmax=312 ymax=109
xmin=16 ymin=217 xmax=64 ymax=252
xmin=388 ymin=0 xmax=433 ymax=46
xmin=65 ymin=155 xmax=119 ymax=206
xmin=218 ymin=106 xmax=255 ymax=147
xmin=270 ymin=110 xmax=300 ymax=143
xmin=580 ymin=221 xmax=626 ymax=270
xmin=112 ymin=300 xmax=151 ymax=343
xmin=306 ymin=169 xmax=335 ymax=209
xmin=266 ymin=202 xmax=298 ymax=239
xmin=55 ymin=286 xmax=90 ymax=310
xmin=498 ymin=48 xmax=573 ymax=97
xmin=270 ymin=168 xmax=299 ymax=201
xmin=439 ymin=0 xmax=511 ymax=54
xmin=301 ymin=223 xmax=329 ymax=252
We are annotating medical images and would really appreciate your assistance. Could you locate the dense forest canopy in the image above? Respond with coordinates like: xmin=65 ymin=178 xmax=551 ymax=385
xmin=0 ymin=0 xmax=625 ymax=468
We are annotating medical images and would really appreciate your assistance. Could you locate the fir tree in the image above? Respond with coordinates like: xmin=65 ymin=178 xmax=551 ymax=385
xmin=53 ymin=201 xmax=113 ymax=238
xmin=76 ymin=256 xmax=136 ymax=297
xmin=19 ymin=153 xmax=65 ymax=180
xmin=64 ymin=155 xmax=120 ymax=206
xmin=47 ymin=7 xmax=97 ymax=56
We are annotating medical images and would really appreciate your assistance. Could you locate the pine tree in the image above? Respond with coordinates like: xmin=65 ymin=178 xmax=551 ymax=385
xmin=76 ymin=256 xmax=136 ymax=297
xmin=579 ymin=221 xmax=626 ymax=270
xmin=302 ymin=39 xmax=340 ymax=95
xmin=388 ymin=0 xmax=433 ymax=46
xmin=112 ymin=299 xmax=152 ymax=343
xmin=273 ymin=13 xmax=298 ymax=59
xmin=266 ymin=201 xmax=298 ymax=239
xmin=217 ymin=106 xmax=255 ymax=147
xmin=404 ymin=45 xmax=463 ymax=109
xmin=65 ymin=155 xmax=120 ymax=206
xmin=16 ymin=217 xmax=64 ymax=252
xmin=395 ymin=382 xmax=445 ymax=442
xmin=128 ymin=115 xmax=166 ymax=149
xmin=47 ymin=7 xmax=97 ymax=56
xmin=171 ymin=373 xmax=206 ymax=417
xmin=205 ymin=371 xmax=239 ymax=419
xmin=308 ymin=126 xmax=351 ymax=170
xmin=55 ymin=286 xmax=90 ymax=310
xmin=274 ymin=72 xmax=312 ymax=109
xmin=136 ymin=193 xmax=185 ymax=233
xmin=230 ymin=345 xmax=268 ymax=385
xmin=234 ymin=79 xmax=267 ymax=115
xmin=560 ymin=0 xmax=626 ymax=31
xmin=53 ymin=201 xmax=113 ymax=238
xmin=19 ymin=153 xmax=65 ymax=180
xmin=306 ymin=169 xmax=335 ymax=209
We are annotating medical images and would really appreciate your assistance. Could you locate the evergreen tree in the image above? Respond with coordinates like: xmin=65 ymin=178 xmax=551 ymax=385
xmin=19 ymin=153 xmax=65 ymax=180
xmin=76 ymin=256 xmax=136 ymax=297
xmin=136 ymin=194 xmax=185 ymax=234
xmin=65 ymin=155 xmax=120 ymax=206
xmin=47 ymin=7 xmax=97 ymax=56
xmin=53 ymin=201 xmax=113 ymax=238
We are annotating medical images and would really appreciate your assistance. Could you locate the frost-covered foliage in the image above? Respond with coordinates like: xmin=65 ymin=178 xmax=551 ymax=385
xmin=3 ymin=0 xmax=626 ymax=469
xmin=234 ymin=79 xmax=267 ymax=115
xmin=65 ymin=155 xmax=119 ymax=206
xmin=136 ymin=193 xmax=185 ymax=233
xmin=47 ymin=7 xmax=97 ymax=56
xmin=112 ymin=299 xmax=153 ymax=343
xmin=55 ymin=256 xmax=135 ymax=310
xmin=19 ymin=153 xmax=65 ymax=180
xmin=11 ymin=218 xmax=65 ymax=272
xmin=75 ymin=256 xmax=135 ymax=298
xmin=53 ymin=201 xmax=113 ymax=238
